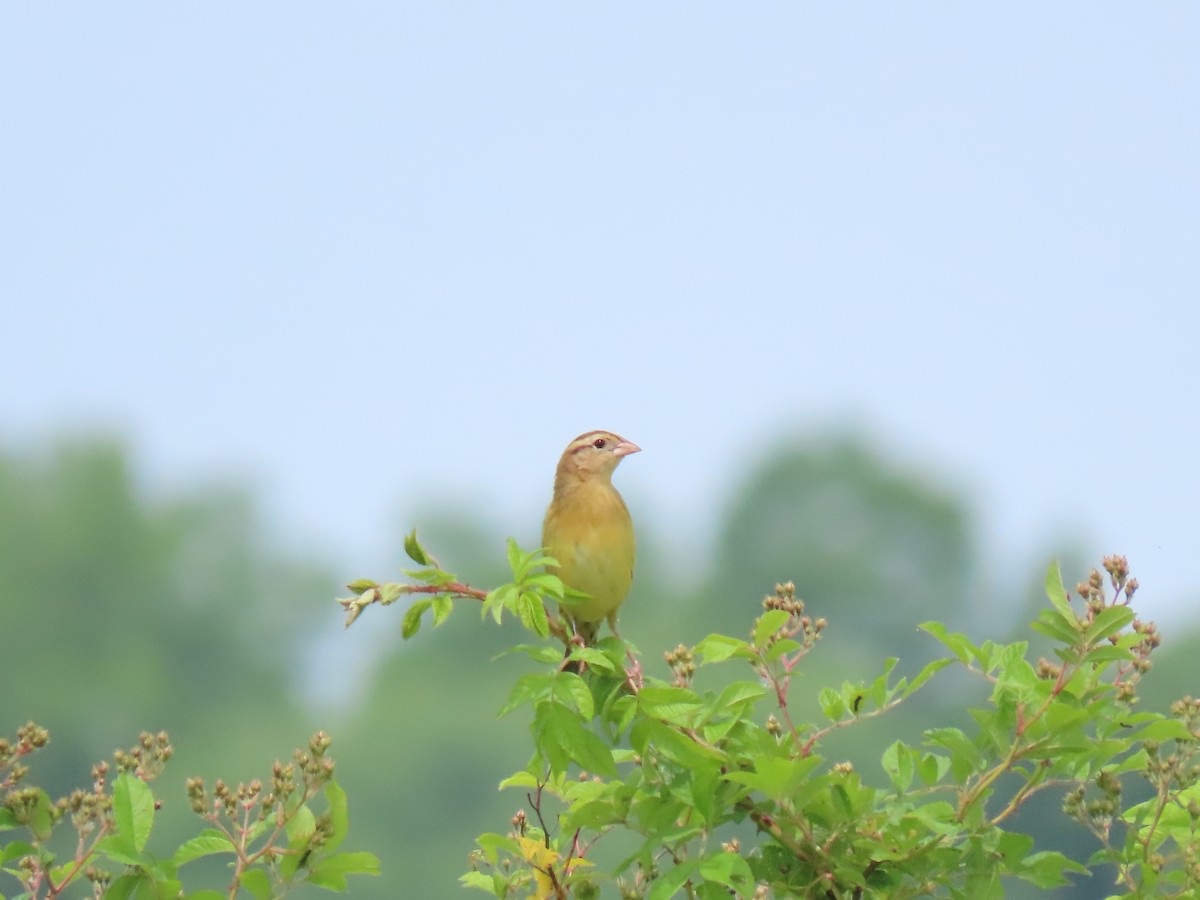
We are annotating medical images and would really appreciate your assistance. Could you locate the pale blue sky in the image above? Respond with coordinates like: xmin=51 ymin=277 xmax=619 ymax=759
xmin=3 ymin=4 xmax=1198 ymax=629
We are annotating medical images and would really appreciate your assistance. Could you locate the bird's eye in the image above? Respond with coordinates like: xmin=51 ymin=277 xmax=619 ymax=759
xmin=593 ymin=438 xmax=607 ymax=449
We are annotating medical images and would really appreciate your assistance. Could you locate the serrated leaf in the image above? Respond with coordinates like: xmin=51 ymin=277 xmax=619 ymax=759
xmin=1044 ymin=560 xmax=1076 ymax=621
xmin=534 ymin=703 xmax=616 ymax=776
xmin=564 ymin=647 xmax=617 ymax=671
xmin=431 ymin=594 xmax=453 ymax=626
xmin=552 ymin=672 xmax=595 ymax=720
xmin=459 ymin=870 xmax=499 ymax=894
xmin=818 ymin=687 xmax=847 ymax=721
xmin=323 ymin=780 xmax=349 ymax=853
xmin=506 ymin=537 xmax=523 ymax=578
xmin=1030 ymin=611 xmax=1082 ymax=644
xmin=239 ymin=867 xmax=273 ymax=900
xmin=112 ymin=774 xmax=155 ymax=853
xmin=402 ymin=599 xmax=430 ymax=639
xmin=647 ymin=859 xmax=699 ymax=900
xmin=403 ymin=529 xmax=433 ymax=566
xmin=306 ymin=851 xmax=381 ymax=889
xmin=517 ymin=591 xmax=550 ymax=638
xmin=904 ymin=657 xmax=953 ymax=698
xmin=287 ymin=804 xmax=317 ymax=846
xmin=918 ymin=621 xmax=974 ymax=665
xmin=753 ymin=610 xmax=791 ymax=648
xmin=495 ymin=643 xmax=564 ymax=664
xmin=698 ymin=851 xmax=754 ymax=889
xmin=498 ymin=771 xmax=541 ymax=790
xmin=694 ymin=634 xmax=751 ymax=663
xmin=882 ymin=741 xmax=914 ymax=792
xmin=713 ymin=680 xmax=767 ymax=713
xmin=172 ymin=831 xmax=235 ymax=865
xmin=499 ymin=673 xmax=553 ymax=718
xmin=1086 ymin=604 xmax=1135 ymax=643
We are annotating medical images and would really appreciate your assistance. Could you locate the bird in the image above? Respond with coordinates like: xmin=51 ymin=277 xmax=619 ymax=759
xmin=542 ymin=430 xmax=641 ymax=647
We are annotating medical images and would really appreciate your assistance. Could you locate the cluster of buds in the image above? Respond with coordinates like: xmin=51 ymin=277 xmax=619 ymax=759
xmin=617 ymin=861 xmax=656 ymax=899
xmin=59 ymin=773 xmax=114 ymax=836
xmin=1171 ymin=696 xmax=1200 ymax=740
xmin=1063 ymin=767 xmax=1122 ymax=836
xmin=187 ymin=732 xmax=334 ymax=823
xmin=510 ymin=808 xmax=527 ymax=837
xmin=1074 ymin=555 xmax=1140 ymax=617
xmin=113 ymin=731 xmax=172 ymax=781
xmin=1142 ymin=737 xmax=1200 ymax=796
xmin=0 ymin=722 xmax=50 ymax=790
xmin=758 ymin=582 xmax=825 ymax=652
xmin=664 ymin=644 xmax=695 ymax=687
xmin=1103 ymin=554 xmax=1138 ymax=601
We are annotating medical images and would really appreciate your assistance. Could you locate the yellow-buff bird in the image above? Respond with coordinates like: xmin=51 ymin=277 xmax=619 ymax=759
xmin=542 ymin=430 xmax=641 ymax=645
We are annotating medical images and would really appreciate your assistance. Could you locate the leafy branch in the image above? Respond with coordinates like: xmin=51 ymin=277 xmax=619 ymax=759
xmin=342 ymin=538 xmax=1197 ymax=898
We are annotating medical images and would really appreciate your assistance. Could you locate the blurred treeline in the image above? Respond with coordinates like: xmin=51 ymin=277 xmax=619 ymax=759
xmin=2 ymin=433 xmax=1197 ymax=899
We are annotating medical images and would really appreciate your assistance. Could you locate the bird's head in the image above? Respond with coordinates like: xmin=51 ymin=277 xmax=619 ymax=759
xmin=556 ymin=430 xmax=641 ymax=485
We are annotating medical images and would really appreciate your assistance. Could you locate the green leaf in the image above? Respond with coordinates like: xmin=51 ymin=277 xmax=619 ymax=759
xmin=918 ymin=621 xmax=974 ymax=665
xmin=1085 ymin=604 xmax=1135 ymax=643
xmin=638 ymin=686 xmax=703 ymax=726
xmin=112 ymin=774 xmax=155 ymax=853
xmin=482 ymin=584 xmax=517 ymax=625
xmin=753 ymin=610 xmax=791 ymax=649
xmin=307 ymin=851 xmax=381 ymax=889
xmin=723 ymin=755 xmax=821 ymax=801
xmin=497 ymin=771 xmax=541 ymax=790
xmin=431 ymin=594 xmax=453 ymax=626
xmin=647 ymin=859 xmax=699 ymax=900
xmin=904 ymin=657 xmax=954 ymax=698
xmin=713 ymin=680 xmax=767 ymax=714
xmin=1044 ymin=560 xmax=1076 ymax=622
xmin=495 ymin=643 xmax=563 ymax=664
xmin=459 ymin=870 xmax=501 ymax=894
xmin=402 ymin=599 xmax=430 ymax=639
xmin=523 ymin=571 xmax=564 ymax=601
xmin=105 ymin=873 xmax=140 ymax=900
xmin=552 ymin=672 xmax=595 ymax=720
xmin=631 ymin=719 xmax=726 ymax=769
xmin=534 ymin=702 xmax=616 ymax=776
xmin=698 ymin=851 xmax=754 ymax=890
xmin=917 ymin=752 xmax=950 ymax=786
xmin=1030 ymin=610 xmax=1082 ymax=644
xmin=324 ymin=780 xmax=349 ymax=853
xmin=94 ymin=833 xmax=142 ymax=866
xmin=924 ymin=727 xmax=983 ymax=780
xmin=499 ymin=673 xmax=553 ymax=718
xmin=882 ymin=741 xmax=915 ymax=792
xmin=1015 ymin=850 xmax=1088 ymax=888
xmin=694 ymin=634 xmax=752 ymax=663
xmin=506 ymin=537 xmax=523 ymax=578
xmin=239 ymin=867 xmax=273 ymax=900
xmin=818 ymin=687 xmax=847 ymax=721
xmin=403 ymin=529 xmax=433 ymax=566
xmin=517 ymin=591 xmax=550 ymax=638
xmin=172 ymin=830 xmax=235 ymax=866
xmin=564 ymin=647 xmax=617 ymax=671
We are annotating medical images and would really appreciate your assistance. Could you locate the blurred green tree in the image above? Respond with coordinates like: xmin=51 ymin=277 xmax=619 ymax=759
xmin=0 ymin=436 xmax=328 ymax=821
xmin=708 ymin=432 xmax=977 ymax=664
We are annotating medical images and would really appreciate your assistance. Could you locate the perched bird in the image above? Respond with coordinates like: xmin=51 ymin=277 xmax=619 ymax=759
xmin=542 ymin=430 xmax=641 ymax=645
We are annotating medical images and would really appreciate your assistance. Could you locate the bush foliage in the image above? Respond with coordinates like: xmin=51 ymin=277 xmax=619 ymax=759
xmin=341 ymin=540 xmax=1197 ymax=899
xmin=0 ymin=731 xmax=378 ymax=899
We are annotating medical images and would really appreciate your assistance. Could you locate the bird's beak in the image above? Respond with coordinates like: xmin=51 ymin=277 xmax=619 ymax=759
xmin=613 ymin=440 xmax=641 ymax=457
